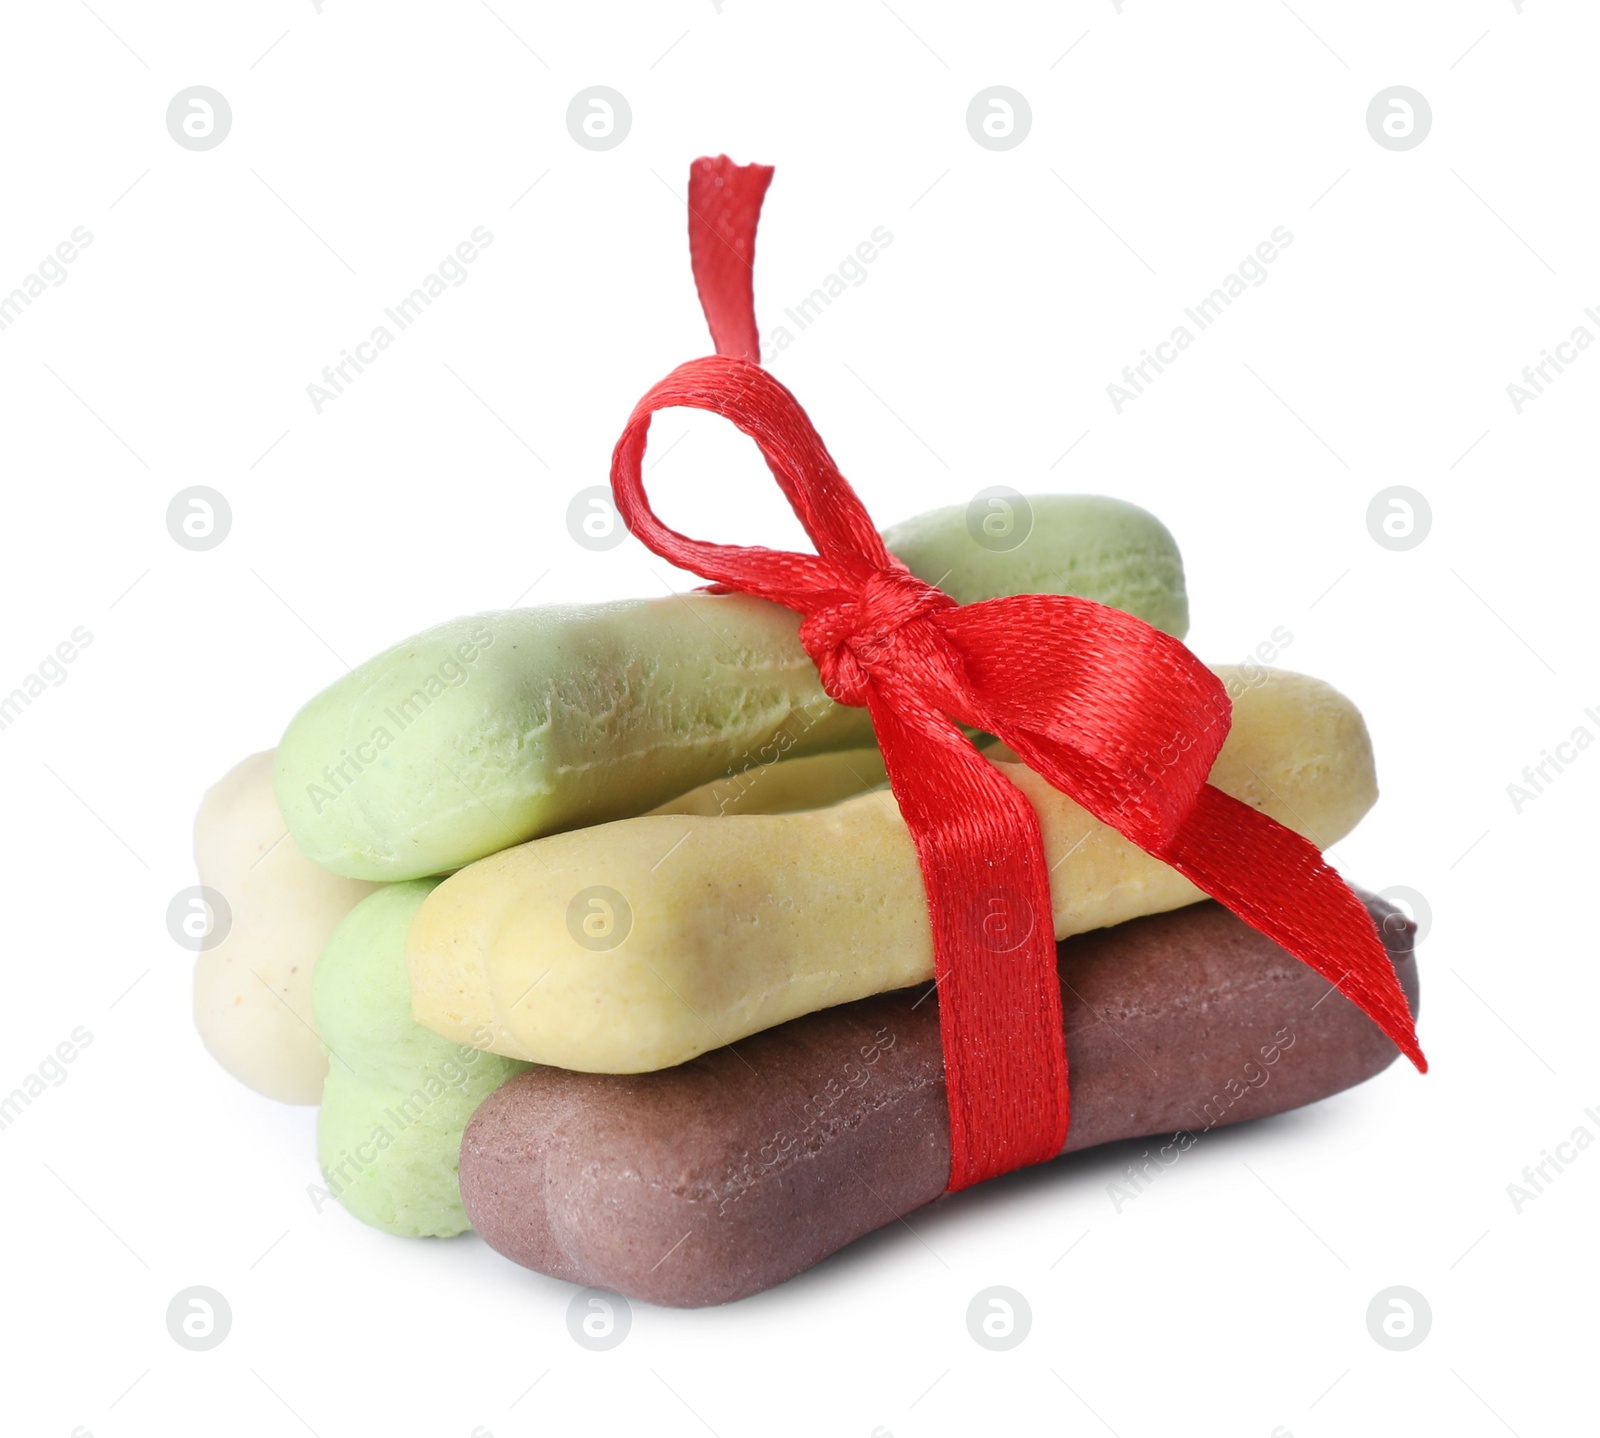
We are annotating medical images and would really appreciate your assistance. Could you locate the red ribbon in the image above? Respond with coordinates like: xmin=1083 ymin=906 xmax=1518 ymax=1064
xmin=609 ymin=156 xmax=1425 ymax=1193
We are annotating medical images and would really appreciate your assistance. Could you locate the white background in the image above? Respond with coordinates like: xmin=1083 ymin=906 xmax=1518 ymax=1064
xmin=2 ymin=2 xmax=1594 ymax=1435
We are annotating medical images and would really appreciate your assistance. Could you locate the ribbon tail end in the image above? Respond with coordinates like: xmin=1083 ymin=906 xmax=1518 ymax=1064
xmin=1165 ymin=786 xmax=1427 ymax=1075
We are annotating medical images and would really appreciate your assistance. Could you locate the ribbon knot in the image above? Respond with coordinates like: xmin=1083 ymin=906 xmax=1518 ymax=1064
xmin=607 ymin=154 xmax=1424 ymax=1194
xmin=799 ymin=567 xmax=956 ymax=707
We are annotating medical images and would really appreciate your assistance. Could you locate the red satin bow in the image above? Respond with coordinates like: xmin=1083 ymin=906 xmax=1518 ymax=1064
xmin=609 ymin=156 xmax=1425 ymax=1193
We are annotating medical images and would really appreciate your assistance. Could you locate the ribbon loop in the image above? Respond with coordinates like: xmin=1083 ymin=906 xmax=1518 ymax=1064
xmin=611 ymin=355 xmax=893 ymax=607
xmin=934 ymin=595 xmax=1231 ymax=848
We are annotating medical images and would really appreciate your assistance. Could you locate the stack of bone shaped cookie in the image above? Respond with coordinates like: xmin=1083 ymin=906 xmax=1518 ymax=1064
xmin=193 ymin=492 xmax=1418 ymax=1306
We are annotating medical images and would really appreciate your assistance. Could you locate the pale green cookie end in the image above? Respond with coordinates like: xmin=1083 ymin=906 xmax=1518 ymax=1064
xmin=880 ymin=493 xmax=1190 ymax=639
xmin=313 ymin=880 xmax=526 ymax=1238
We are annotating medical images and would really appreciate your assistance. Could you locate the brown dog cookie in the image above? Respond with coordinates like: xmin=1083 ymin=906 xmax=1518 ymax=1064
xmin=460 ymin=894 xmax=1419 ymax=1306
